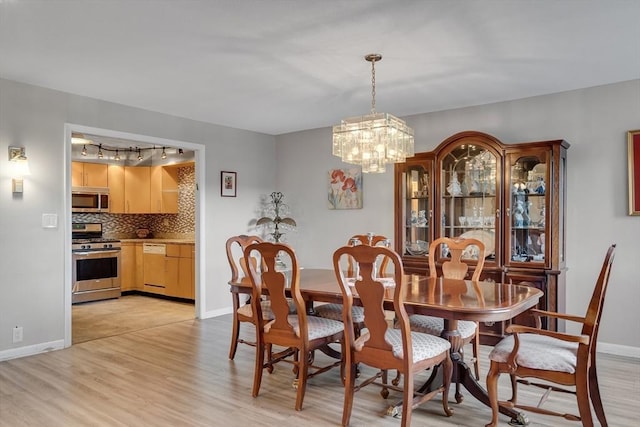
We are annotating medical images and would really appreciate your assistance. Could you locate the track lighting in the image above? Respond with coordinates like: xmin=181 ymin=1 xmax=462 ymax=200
xmin=81 ymin=145 xmax=87 ymax=156
xmin=114 ymin=149 xmax=120 ymax=161
xmin=161 ymin=147 xmax=167 ymax=159
xmin=97 ymin=144 xmax=103 ymax=159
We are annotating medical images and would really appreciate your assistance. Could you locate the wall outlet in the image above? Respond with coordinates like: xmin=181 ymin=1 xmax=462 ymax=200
xmin=13 ymin=326 xmax=23 ymax=343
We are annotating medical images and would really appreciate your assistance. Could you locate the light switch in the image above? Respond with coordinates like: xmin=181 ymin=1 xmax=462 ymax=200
xmin=42 ymin=213 xmax=58 ymax=229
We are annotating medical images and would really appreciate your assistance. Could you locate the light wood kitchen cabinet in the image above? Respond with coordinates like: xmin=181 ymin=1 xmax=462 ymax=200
xmin=71 ymin=161 xmax=108 ymax=187
xmin=150 ymin=166 xmax=179 ymax=214
xmin=125 ymin=166 xmax=151 ymax=213
xmin=108 ymin=165 xmax=125 ymax=213
xmin=121 ymin=242 xmax=144 ymax=291
xmin=120 ymin=242 xmax=136 ymax=291
xmin=165 ymin=244 xmax=194 ymax=299
xmin=394 ymin=131 xmax=569 ymax=344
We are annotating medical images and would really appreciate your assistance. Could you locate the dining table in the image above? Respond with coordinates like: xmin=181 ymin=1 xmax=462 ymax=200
xmin=229 ymin=268 xmax=543 ymax=425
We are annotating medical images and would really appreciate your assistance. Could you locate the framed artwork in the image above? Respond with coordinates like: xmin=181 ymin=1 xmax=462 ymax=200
xmin=628 ymin=130 xmax=640 ymax=215
xmin=328 ymin=167 xmax=363 ymax=209
xmin=221 ymin=171 xmax=237 ymax=197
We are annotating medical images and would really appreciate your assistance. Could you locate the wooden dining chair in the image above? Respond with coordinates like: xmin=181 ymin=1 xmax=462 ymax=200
xmin=315 ymin=234 xmax=390 ymax=333
xmin=485 ymin=244 xmax=616 ymax=427
xmin=245 ymin=241 xmax=345 ymax=411
xmin=407 ymin=237 xmax=485 ymax=388
xmin=334 ymin=244 xmax=453 ymax=427
xmin=225 ymin=234 xmax=266 ymax=360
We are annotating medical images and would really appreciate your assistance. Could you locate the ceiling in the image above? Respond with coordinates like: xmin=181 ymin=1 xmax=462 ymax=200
xmin=1 ymin=1 xmax=639 ymax=136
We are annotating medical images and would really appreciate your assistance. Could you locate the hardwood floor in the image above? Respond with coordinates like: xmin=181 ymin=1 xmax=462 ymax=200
xmin=2 ymin=306 xmax=638 ymax=426
xmin=72 ymin=294 xmax=195 ymax=343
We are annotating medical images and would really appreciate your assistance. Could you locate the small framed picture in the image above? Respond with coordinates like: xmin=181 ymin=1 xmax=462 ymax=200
xmin=628 ymin=130 xmax=640 ymax=215
xmin=221 ymin=171 xmax=237 ymax=197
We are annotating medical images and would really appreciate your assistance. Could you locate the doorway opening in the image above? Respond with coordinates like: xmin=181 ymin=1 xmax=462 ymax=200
xmin=64 ymin=124 xmax=205 ymax=346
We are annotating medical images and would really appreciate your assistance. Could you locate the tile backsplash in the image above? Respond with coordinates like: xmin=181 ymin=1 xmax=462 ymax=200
xmin=72 ymin=164 xmax=195 ymax=239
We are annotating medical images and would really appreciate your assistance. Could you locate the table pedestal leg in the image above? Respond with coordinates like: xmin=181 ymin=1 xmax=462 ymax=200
xmin=442 ymin=320 xmax=529 ymax=425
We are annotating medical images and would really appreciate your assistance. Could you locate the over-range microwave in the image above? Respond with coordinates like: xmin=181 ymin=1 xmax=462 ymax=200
xmin=72 ymin=187 xmax=110 ymax=213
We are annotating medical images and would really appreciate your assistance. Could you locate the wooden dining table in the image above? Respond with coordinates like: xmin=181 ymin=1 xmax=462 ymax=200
xmin=229 ymin=268 xmax=542 ymax=425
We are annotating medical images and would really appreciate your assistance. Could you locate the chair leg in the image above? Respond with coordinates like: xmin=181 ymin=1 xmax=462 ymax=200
xmin=229 ymin=295 xmax=241 ymax=360
xmin=575 ymin=372 xmax=594 ymax=427
xmin=441 ymin=356 xmax=453 ymax=416
xmin=509 ymin=373 xmax=518 ymax=404
xmin=252 ymin=336 xmax=265 ymax=397
xmin=294 ymin=349 xmax=310 ymax=411
xmin=484 ymin=362 xmax=500 ymax=427
xmin=342 ymin=362 xmax=357 ymax=426
xmin=473 ymin=327 xmax=480 ymax=380
xmin=589 ymin=363 xmax=608 ymax=426
xmin=401 ymin=370 xmax=413 ymax=427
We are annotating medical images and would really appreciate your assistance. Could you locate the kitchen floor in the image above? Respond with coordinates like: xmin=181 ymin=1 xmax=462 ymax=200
xmin=72 ymin=294 xmax=194 ymax=344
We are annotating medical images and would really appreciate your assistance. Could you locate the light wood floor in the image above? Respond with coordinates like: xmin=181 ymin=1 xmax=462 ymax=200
xmin=72 ymin=294 xmax=195 ymax=343
xmin=2 ymin=299 xmax=638 ymax=426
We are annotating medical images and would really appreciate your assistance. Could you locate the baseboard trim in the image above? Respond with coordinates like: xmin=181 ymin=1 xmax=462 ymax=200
xmin=0 ymin=339 xmax=65 ymax=362
xmin=598 ymin=342 xmax=640 ymax=359
xmin=201 ymin=306 xmax=233 ymax=319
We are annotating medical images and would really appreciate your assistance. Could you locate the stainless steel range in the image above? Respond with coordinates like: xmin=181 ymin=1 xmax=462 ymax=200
xmin=72 ymin=223 xmax=121 ymax=304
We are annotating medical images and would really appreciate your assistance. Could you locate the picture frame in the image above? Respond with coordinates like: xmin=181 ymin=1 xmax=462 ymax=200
xmin=327 ymin=167 xmax=363 ymax=209
xmin=629 ymin=130 xmax=640 ymax=215
xmin=221 ymin=171 xmax=237 ymax=197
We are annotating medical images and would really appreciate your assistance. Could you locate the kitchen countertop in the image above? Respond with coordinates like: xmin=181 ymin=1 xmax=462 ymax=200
xmin=120 ymin=238 xmax=195 ymax=244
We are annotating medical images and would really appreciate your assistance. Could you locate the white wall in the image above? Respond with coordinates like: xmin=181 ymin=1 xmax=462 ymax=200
xmin=0 ymin=78 xmax=276 ymax=358
xmin=276 ymin=80 xmax=640 ymax=356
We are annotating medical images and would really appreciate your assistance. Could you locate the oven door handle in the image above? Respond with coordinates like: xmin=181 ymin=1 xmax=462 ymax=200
xmin=73 ymin=250 xmax=121 ymax=256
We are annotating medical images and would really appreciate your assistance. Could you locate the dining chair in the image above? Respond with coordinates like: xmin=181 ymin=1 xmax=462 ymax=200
xmin=485 ymin=244 xmax=616 ymax=427
xmin=406 ymin=237 xmax=485 ymax=389
xmin=315 ymin=234 xmax=390 ymax=334
xmin=245 ymin=241 xmax=345 ymax=411
xmin=334 ymin=244 xmax=453 ymax=427
xmin=225 ymin=234 xmax=266 ymax=360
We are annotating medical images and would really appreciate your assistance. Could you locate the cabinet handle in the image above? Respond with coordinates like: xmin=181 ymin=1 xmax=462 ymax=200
xmin=506 ymin=208 xmax=510 ymax=217
xmin=495 ymin=209 xmax=500 ymax=217
xmin=429 ymin=209 xmax=433 ymax=218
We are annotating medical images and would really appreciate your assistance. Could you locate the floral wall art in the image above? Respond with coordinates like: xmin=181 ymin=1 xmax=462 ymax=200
xmin=328 ymin=168 xmax=363 ymax=209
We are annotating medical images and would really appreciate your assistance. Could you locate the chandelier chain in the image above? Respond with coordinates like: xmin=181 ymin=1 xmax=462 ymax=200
xmin=371 ymin=59 xmax=376 ymax=113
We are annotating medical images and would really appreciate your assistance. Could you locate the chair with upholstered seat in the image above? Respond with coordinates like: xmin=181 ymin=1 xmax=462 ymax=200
xmin=245 ymin=241 xmax=345 ymax=411
xmin=485 ymin=244 xmax=616 ymax=427
xmin=225 ymin=234 xmax=266 ymax=360
xmin=407 ymin=237 xmax=485 ymax=388
xmin=334 ymin=243 xmax=452 ymax=427
xmin=315 ymin=234 xmax=390 ymax=332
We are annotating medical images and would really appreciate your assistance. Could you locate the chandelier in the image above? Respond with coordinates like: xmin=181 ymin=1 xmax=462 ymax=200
xmin=332 ymin=54 xmax=414 ymax=173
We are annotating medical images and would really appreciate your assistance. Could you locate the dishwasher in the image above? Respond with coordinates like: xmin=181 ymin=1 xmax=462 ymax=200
xmin=143 ymin=243 xmax=166 ymax=293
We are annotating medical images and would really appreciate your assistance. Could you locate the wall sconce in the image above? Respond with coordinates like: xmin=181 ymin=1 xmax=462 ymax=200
xmin=9 ymin=146 xmax=31 ymax=193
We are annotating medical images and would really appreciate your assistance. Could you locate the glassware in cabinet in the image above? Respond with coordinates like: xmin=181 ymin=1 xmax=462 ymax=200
xmin=438 ymin=143 xmax=499 ymax=262
xmin=506 ymin=151 xmax=549 ymax=265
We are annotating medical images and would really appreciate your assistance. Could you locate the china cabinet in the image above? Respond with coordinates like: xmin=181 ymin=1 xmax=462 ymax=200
xmin=394 ymin=131 xmax=569 ymax=344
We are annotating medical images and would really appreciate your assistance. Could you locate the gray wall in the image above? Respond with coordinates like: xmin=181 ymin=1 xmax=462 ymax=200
xmin=0 ymin=78 xmax=276 ymax=358
xmin=1 ymin=77 xmax=638 ymax=359
xmin=276 ymin=80 xmax=640 ymax=355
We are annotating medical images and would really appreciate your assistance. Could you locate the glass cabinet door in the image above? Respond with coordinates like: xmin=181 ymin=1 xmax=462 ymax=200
xmin=439 ymin=143 xmax=499 ymax=264
xmin=505 ymin=150 xmax=549 ymax=266
xmin=402 ymin=164 xmax=431 ymax=257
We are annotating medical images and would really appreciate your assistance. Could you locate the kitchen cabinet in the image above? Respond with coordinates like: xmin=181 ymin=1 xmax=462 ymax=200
xmin=72 ymin=161 xmax=108 ymax=187
xmin=125 ymin=167 xmax=151 ymax=213
xmin=150 ymin=165 xmax=179 ymax=214
xmin=165 ymin=244 xmax=194 ymax=299
xmin=108 ymin=165 xmax=182 ymax=214
xmin=394 ymin=131 xmax=569 ymax=344
xmin=108 ymin=165 xmax=125 ymax=213
xmin=121 ymin=242 xmax=144 ymax=291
